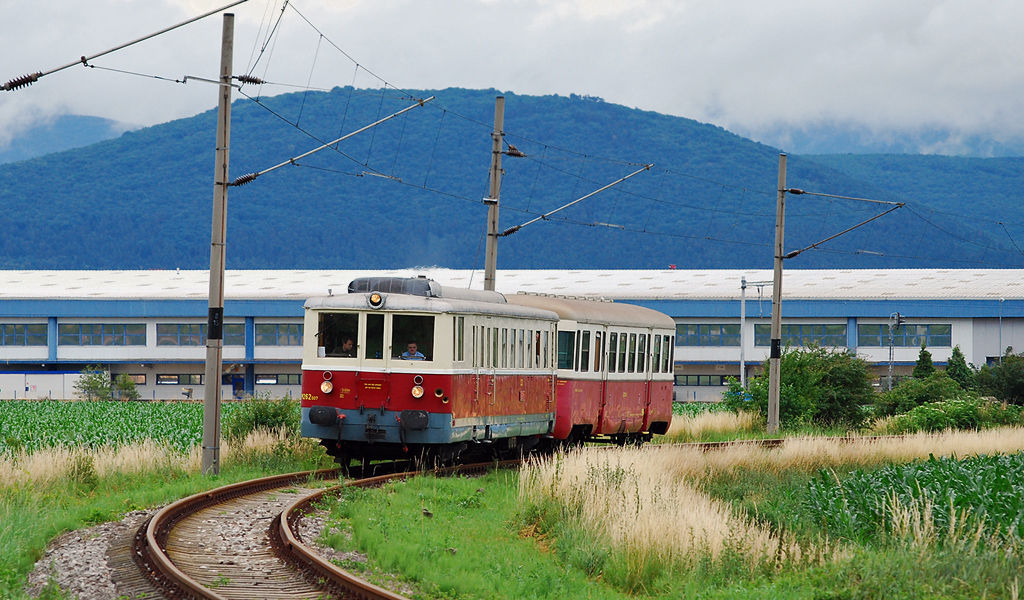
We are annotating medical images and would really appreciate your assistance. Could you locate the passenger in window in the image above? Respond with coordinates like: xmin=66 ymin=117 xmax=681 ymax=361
xmin=339 ymin=336 xmax=356 ymax=357
xmin=401 ymin=341 xmax=426 ymax=361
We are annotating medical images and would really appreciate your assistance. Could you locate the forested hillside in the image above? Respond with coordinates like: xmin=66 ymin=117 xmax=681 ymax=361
xmin=0 ymin=87 xmax=1021 ymax=270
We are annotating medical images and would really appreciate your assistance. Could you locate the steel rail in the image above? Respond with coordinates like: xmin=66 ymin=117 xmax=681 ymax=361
xmin=132 ymin=468 xmax=338 ymax=599
xmin=272 ymin=460 xmax=522 ymax=600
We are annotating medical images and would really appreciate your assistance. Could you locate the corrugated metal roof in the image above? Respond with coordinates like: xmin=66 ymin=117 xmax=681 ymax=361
xmin=0 ymin=269 xmax=1021 ymax=301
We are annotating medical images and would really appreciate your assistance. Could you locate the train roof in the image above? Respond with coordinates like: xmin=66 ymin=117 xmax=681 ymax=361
xmin=304 ymin=291 xmax=558 ymax=321
xmin=506 ymin=293 xmax=676 ymax=329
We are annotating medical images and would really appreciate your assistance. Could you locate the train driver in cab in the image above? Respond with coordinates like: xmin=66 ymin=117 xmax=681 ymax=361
xmin=339 ymin=336 xmax=356 ymax=357
xmin=401 ymin=341 xmax=426 ymax=360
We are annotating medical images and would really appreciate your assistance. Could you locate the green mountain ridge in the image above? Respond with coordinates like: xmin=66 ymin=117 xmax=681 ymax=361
xmin=1 ymin=87 xmax=1021 ymax=271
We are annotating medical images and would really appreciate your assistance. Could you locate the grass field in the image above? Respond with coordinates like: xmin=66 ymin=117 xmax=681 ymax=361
xmin=0 ymin=399 xmax=329 ymax=599
xmin=323 ymin=429 xmax=1024 ymax=599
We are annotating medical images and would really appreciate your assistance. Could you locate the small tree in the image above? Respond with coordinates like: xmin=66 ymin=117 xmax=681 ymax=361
xmin=112 ymin=373 xmax=141 ymax=401
xmin=876 ymin=370 xmax=965 ymax=416
xmin=976 ymin=348 xmax=1024 ymax=405
xmin=913 ymin=344 xmax=935 ymax=379
xmin=722 ymin=345 xmax=872 ymax=430
xmin=74 ymin=365 xmax=112 ymax=401
xmin=946 ymin=345 xmax=975 ymax=390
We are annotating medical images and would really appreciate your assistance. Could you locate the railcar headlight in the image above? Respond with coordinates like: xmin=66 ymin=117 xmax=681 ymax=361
xmin=411 ymin=385 xmax=425 ymax=399
xmin=321 ymin=380 xmax=334 ymax=394
xmin=368 ymin=292 xmax=384 ymax=308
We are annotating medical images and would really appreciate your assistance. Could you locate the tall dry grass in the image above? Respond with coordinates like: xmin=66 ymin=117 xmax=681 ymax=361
xmin=520 ymin=446 xmax=839 ymax=575
xmin=664 ymin=410 xmax=758 ymax=441
xmin=0 ymin=427 xmax=309 ymax=489
xmin=519 ymin=427 xmax=1024 ymax=579
xmin=663 ymin=427 xmax=1024 ymax=481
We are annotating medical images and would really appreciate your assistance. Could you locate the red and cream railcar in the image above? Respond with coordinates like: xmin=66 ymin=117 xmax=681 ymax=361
xmin=507 ymin=294 xmax=676 ymax=445
xmin=301 ymin=277 xmax=560 ymax=463
xmin=300 ymin=277 xmax=676 ymax=464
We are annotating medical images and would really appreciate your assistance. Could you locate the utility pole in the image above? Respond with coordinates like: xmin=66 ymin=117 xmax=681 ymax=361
xmin=202 ymin=13 xmax=234 ymax=475
xmin=483 ymin=96 xmax=505 ymax=292
xmin=766 ymin=154 xmax=786 ymax=434
xmin=740 ymin=277 xmax=772 ymax=388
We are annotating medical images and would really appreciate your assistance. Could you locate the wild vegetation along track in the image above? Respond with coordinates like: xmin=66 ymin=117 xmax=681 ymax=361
xmin=131 ymin=462 xmax=517 ymax=600
xmin=129 ymin=439 xmax=847 ymax=599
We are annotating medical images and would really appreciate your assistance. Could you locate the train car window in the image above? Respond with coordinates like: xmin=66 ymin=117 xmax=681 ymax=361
xmin=557 ymin=331 xmax=575 ymax=369
xmin=392 ymin=315 xmax=434 ymax=360
xmin=456 ymin=317 xmax=465 ymax=362
xmin=653 ymin=334 xmax=662 ymax=373
xmin=492 ymin=327 xmax=499 ymax=368
xmin=580 ymin=331 xmax=591 ymax=372
xmin=471 ymin=325 xmax=477 ymax=367
xmin=365 ymin=314 xmax=385 ymax=360
xmin=638 ymin=334 xmax=647 ymax=373
xmin=528 ymin=330 xmax=535 ymax=369
xmin=627 ymin=333 xmax=637 ymax=373
xmin=617 ymin=333 xmax=627 ymax=372
xmin=517 ymin=329 xmax=524 ymax=369
xmin=501 ymin=329 xmax=508 ymax=368
xmin=318 ymin=312 xmax=359 ymax=358
xmin=594 ymin=332 xmax=604 ymax=373
xmin=608 ymin=333 xmax=618 ymax=373
xmin=663 ymin=336 xmax=672 ymax=372
xmin=542 ymin=330 xmax=549 ymax=368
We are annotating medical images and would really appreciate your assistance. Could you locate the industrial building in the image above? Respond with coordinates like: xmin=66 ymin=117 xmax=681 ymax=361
xmin=0 ymin=269 xmax=1020 ymax=401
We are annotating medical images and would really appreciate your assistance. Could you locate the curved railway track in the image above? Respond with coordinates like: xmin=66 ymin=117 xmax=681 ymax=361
xmin=125 ymin=435 xmax=886 ymax=599
xmin=130 ymin=461 xmax=516 ymax=600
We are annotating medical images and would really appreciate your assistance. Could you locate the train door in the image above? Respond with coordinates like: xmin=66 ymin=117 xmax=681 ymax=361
xmin=357 ymin=312 xmax=389 ymax=407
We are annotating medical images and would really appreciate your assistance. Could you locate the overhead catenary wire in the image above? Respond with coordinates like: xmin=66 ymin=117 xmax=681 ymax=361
xmin=2 ymin=0 xmax=248 ymax=91
xmin=229 ymin=96 xmax=434 ymax=186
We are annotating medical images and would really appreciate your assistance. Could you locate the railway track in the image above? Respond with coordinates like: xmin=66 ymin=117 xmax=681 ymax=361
xmin=129 ymin=461 xmax=516 ymax=600
xmin=123 ymin=435 xmax=860 ymax=599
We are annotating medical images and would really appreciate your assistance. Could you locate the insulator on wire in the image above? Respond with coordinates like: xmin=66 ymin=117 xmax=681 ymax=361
xmin=3 ymin=72 xmax=41 ymax=92
xmin=235 ymin=74 xmax=264 ymax=85
xmin=505 ymin=144 xmax=526 ymax=158
xmin=229 ymin=173 xmax=258 ymax=187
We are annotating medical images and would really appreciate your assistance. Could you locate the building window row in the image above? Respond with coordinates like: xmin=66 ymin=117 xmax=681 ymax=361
xmin=11 ymin=322 xmax=299 ymax=347
xmin=675 ymin=322 xmax=953 ymax=349
xmin=675 ymin=375 xmax=727 ymax=386
xmin=256 ymin=323 xmax=303 ymax=346
xmin=58 ymin=324 xmax=146 ymax=346
xmin=157 ymin=374 xmax=204 ymax=385
xmin=857 ymin=324 xmax=952 ymax=348
xmin=676 ymin=324 xmax=740 ymax=347
xmin=0 ymin=324 xmax=47 ymax=346
xmin=754 ymin=324 xmax=847 ymax=347
xmin=157 ymin=323 xmax=246 ymax=346
xmin=255 ymin=374 xmax=302 ymax=385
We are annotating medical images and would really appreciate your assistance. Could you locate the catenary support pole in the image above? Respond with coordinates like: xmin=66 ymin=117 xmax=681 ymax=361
xmin=483 ymin=96 xmax=505 ymax=292
xmin=740 ymin=277 xmax=747 ymax=388
xmin=767 ymin=154 xmax=787 ymax=434
xmin=202 ymin=13 xmax=233 ymax=475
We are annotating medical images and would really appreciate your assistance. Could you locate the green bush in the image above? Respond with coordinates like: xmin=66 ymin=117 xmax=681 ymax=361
xmin=222 ymin=392 xmax=300 ymax=440
xmin=976 ymin=349 xmax=1024 ymax=405
xmin=722 ymin=346 xmax=872 ymax=429
xmin=876 ymin=371 xmax=964 ymax=416
xmin=887 ymin=397 xmax=1024 ymax=434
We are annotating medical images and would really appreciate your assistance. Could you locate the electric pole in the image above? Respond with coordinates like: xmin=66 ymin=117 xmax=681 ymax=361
xmin=202 ymin=13 xmax=234 ymax=475
xmin=483 ymin=96 xmax=505 ymax=292
xmin=767 ymin=154 xmax=786 ymax=434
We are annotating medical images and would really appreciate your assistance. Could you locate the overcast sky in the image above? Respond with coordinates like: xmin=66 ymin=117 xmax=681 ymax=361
xmin=2 ymin=0 xmax=1023 ymax=151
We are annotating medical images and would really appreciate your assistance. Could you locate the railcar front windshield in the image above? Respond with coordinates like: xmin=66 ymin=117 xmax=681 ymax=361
xmin=316 ymin=311 xmax=435 ymax=361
